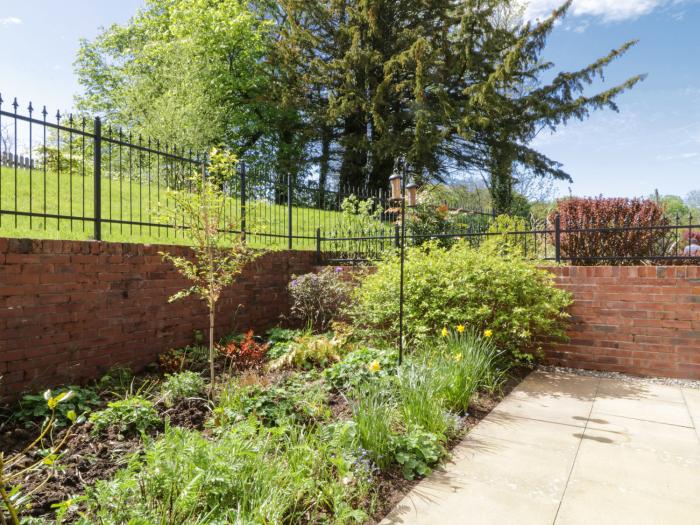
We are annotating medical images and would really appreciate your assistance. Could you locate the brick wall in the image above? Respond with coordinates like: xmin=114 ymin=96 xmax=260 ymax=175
xmin=545 ymin=266 xmax=700 ymax=380
xmin=0 ymin=238 xmax=317 ymax=400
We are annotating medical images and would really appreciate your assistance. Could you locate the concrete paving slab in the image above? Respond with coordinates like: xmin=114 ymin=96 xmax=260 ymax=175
xmin=381 ymin=370 xmax=700 ymax=525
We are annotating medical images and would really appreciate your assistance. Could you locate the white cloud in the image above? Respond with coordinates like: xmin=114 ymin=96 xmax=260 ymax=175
xmin=523 ymin=0 xmax=687 ymax=22
xmin=0 ymin=17 xmax=22 ymax=26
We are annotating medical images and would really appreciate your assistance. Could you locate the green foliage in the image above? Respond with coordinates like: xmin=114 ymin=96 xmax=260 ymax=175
xmin=77 ymin=422 xmax=373 ymax=525
xmin=14 ymin=386 xmax=100 ymax=428
xmin=96 ymin=367 xmax=135 ymax=393
xmin=160 ymin=371 xmax=206 ymax=407
xmin=267 ymin=332 xmax=346 ymax=371
xmin=324 ymin=347 xmax=397 ymax=391
xmin=2 ymin=390 xmax=81 ymax=524
xmin=484 ymin=214 xmax=530 ymax=256
xmin=390 ymin=428 xmax=445 ymax=481
xmin=265 ymin=327 xmax=304 ymax=360
xmin=396 ymin=363 xmax=456 ymax=439
xmin=213 ymin=374 xmax=330 ymax=428
xmin=89 ymin=396 xmax=160 ymax=436
xmin=348 ymin=240 xmax=572 ymax=361
xmin=339 ymin=195 xmax=383 ymax=232
xmin=351 ymin=383 xmax=396 ymax=471
xmin=159 ymin=166 xmax=261 ymax=386
xmin=428 ymin=330 xmax=506 ymax=413
xmin=288 ymin=267 xmax=353 ymax=332
xmin=158 ymin=345 xmax=209 ymax=374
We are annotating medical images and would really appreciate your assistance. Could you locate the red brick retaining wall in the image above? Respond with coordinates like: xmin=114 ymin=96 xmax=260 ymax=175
xmin=0 ymin=238 xmax=316 ymax=400
xmin=545 ymin=266 xmax=700 ymax=380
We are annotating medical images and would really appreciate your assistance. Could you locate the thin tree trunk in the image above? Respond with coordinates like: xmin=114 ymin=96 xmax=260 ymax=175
xmin=209 ymin=306 xmax=215 ymax=391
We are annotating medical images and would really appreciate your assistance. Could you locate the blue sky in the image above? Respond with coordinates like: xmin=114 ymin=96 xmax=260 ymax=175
xmin=0 ymin=0 xmax=698 ymax=199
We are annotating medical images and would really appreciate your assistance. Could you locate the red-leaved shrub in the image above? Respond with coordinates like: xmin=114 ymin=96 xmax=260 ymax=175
xmin=219 ymin=330 xmax=269 ymax=370
xmin=549 ymin=197 xmax=670 ymax=265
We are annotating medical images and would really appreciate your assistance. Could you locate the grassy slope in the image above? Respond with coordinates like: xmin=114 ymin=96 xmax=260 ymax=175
xmin=0 ymin=166 xmax=379 ymax=250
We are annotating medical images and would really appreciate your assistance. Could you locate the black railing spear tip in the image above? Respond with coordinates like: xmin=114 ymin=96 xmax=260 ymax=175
xmin=12 ymin=97 xmax=18 ymax=110
xmin=28 ymin=102 xmax=33 ymax=114
xmin=42 ymin=106 xmax=47 ymax=117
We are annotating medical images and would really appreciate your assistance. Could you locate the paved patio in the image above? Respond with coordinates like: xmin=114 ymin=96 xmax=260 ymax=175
xmin=381 ymin=370 xmax=700 ymax=525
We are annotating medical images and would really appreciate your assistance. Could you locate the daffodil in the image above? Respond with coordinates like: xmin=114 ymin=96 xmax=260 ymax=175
xmin=368 ymin=360 xmax=381 ymax=373
xmin=484 ymin=329 xmax=493 ymax=338
xmin=441 ymin=327 xmax=448 ymax=337
xmin=453 ymin=353 xmax=463 ymax=362
xmin=456 ymin=324 xmax=465 ymax=333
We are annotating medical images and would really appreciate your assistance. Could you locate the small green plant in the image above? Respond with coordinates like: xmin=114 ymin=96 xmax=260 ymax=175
xmin=268 ymin=333 xmax=346 ymax=371
xmin=430 ymin=329 xmax=506 ymax=413
xmin=160 ymin=371 xmax=206 ymax=407
xmin=213 ymin=374 xmax=330 ymax=428
xmin=2 ymin=390 xmax=82 ymax=524
xmin=13 ymin=386 xmax=100 ymax=428
xmin=158 ymin=345 xmax=209 ymax=374
xmin=396 ymin=362 xmax=456 ymax=440
xmin=97 ymin=366 xmax=135 ymax=393
xmin=288 ymin=267 xmax=352 ymax=331
xmin=390 ymin=427 xmax=444 ymax=480
xmin=89 ymin=396 xmax=160 ymax=435
xmin=351 ymin=382 xmax=396 ymax=471
xmin=324 ymin=347 xmax=396 ymax=391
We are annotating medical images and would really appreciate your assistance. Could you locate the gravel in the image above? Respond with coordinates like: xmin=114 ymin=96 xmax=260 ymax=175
xmin=539 ymin=365 xmax=700 ymax=390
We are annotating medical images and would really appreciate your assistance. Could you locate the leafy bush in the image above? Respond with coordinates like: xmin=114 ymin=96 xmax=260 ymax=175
xmin=288 ymin=267 xmax=352 ymax=331
xmin=348 ymin=240 xmax=572 ymax=361
xmin=14 ymin=386 xmax=100 ymax=428
xmin=551 ymin=197 xmax=669 ymax=264
xmin=390 ymin=428 xmax=445 ymax=480
xmin=160 ymin=371 xmax=206 ymax=407
xmin=324 ymin=347 xmax=397 ymax=391
xmin=219 ymin=330 xmax=269 ymax=369
xmin=268 ymin=333 xmax=346 ymax=371
xmin=89 ymin=396 xmax=160 ymax=435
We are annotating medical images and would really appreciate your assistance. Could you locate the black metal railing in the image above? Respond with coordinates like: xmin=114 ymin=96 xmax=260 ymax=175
xmin=0 ymin=94 xmax=498 ymax=250
xmin=317 ymin=215 xmax=700 ymax=266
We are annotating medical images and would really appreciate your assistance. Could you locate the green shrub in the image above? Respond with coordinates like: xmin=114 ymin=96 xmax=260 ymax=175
xmin=265 ymin=327 xmax=304 ymax=359
xmin=89 ymin=396 xmax=160 ymax=435
xmin=348 ymin=240 xmax=572 ymax=361
xmin=160 ymin=371 xmax=206 ymax=407
xmin=13 ymin=386 xmax=100 ymax=428
xmin=484 ymin=214 xmax=530 ymax=256
xmin=324 ymin=347 xmax=397 ymax=391
xmin=390 ymin=427 xmax=445 ymax=480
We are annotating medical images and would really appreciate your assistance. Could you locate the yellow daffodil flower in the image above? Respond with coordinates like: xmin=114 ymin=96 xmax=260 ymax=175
xmin=456 ymin=324 xmax=465 ymax=333
xmin=368 ymin=360 xmax=381 ymax=373
xmin=453 ymin=353 xmax=463 ymax=362
xmin=484 ymin=329 xmax=493 ymax=338
xmin=441 ymin=327 xmax=448 ymax=337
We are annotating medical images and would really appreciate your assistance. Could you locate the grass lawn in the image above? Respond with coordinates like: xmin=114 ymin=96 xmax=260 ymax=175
xmin=0 ymin=166 xmax=387 ymax=250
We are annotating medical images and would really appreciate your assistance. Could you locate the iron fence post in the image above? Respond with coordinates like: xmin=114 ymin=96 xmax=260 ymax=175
xmin=316 ymin=227 xmax=321 ymax=264
xmin=554 ymin=213 xmax=561 ymax=263
xmin=394 ymin=223 xmax=400 ymax=249
xmin=93 ymin=117 xmax=102 ymax=241
xmin=287 ymin=173 xmax=293 ymax=249
xmin=240 ymin=161 xmax=246 ymax=242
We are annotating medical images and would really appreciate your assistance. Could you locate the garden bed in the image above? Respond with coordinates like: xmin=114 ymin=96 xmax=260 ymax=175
xmin=0 ymin=335 xmax=528 ymax=524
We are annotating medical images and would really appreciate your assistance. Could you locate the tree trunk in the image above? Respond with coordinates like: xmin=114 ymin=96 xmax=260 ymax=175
xmin=489 ymin=142 xmax=516 ymax=215
xmin=318 ymin=124 xmax=331 ymax=208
